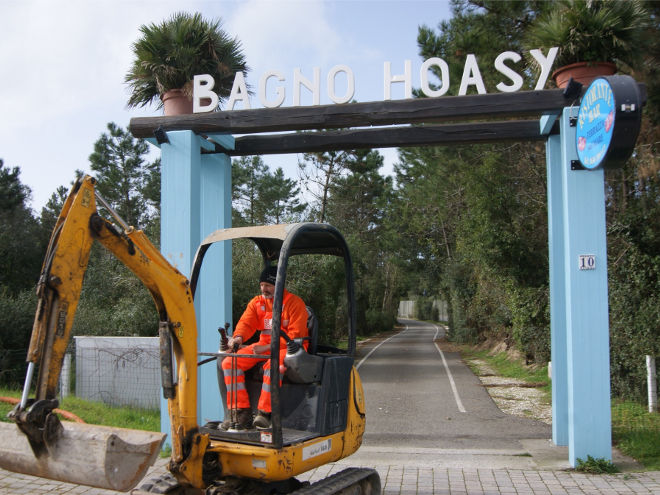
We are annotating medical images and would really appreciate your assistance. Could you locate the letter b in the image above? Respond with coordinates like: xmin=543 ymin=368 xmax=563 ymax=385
xmin=193 ymin=74 xmax=219 ymax=113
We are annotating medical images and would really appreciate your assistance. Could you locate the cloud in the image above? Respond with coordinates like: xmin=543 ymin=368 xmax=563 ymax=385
xmin=1 ymin=0 xmax=452 ymax=211
xmin=0 ymin=0 xmax=191 ymax=208
xmin=227 ymin=0 xmax=342 ymax=74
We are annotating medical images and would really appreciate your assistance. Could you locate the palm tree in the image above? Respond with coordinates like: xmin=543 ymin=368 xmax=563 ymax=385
xmin=125 ymin=12 xmax=249 ymax=111
xmin=526 ymin=0 xmax=649 ymax=71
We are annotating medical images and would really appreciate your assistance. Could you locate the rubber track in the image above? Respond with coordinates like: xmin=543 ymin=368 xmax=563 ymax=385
xmin=133 ymin=468 xmax=381 ymax=494
xmin=131 ymin=472 xmax=183 ymax=494
xmin=289 ymin=467 xmax=381 ymax=494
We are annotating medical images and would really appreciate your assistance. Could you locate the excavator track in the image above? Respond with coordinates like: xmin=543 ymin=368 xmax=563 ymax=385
xmin=133 ymin=468 xmax=380 ymax=495
xmin=290 ymin=467 xmax=381 ymax=495
xmin=131 ymin=472 xmax=186 ymax=494
xmin=134 ymin=472 xmax=307 ymax=495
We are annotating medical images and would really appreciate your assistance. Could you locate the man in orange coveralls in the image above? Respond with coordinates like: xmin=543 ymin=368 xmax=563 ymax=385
xmin=220 ymin=265 xmax=308 ymax=430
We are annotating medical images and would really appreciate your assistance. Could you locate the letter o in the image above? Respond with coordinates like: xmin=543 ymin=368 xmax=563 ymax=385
xmin=421 ymin=58 xmax=450 ymax=97
xmin=327 ymin=65 xmax=355 ymax=104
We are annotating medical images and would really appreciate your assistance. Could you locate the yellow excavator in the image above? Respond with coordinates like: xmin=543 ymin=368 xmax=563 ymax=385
xmin=0 ymin=175 xmax=380 ymax=494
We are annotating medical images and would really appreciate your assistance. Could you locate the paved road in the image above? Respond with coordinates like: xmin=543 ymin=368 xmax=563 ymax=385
xmin=338 ymin=319 xmax=557 ymax=471
xmin=2 ymin=319 xmax=660 ymax=493
xmin=354 ymin=319 xmax=550 ymax=453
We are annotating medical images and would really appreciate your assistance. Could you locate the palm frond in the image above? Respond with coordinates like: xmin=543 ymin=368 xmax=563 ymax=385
xmin=125 ymin=12 xmax=249 ymax=109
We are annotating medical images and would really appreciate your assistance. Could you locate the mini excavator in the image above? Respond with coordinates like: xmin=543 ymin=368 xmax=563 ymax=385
xmin=0 ymin=176 xmax=380 ymax=494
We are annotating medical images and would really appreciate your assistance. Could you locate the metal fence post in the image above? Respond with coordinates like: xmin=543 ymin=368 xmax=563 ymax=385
xmin=648 ymin=355 xmax=658 ymax=413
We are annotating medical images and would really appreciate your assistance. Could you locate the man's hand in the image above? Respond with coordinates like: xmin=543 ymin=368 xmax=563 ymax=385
xmin=252 ymin=344 xmax=270 ymax=354
xmin=228 ymin=335 xmax=243 ymax=351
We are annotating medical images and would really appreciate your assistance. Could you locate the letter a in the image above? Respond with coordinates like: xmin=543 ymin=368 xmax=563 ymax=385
xmin=459 ymin=54 xmax=486 ymax=95
xmin=227 ymin=72 xmax=251 ymax=110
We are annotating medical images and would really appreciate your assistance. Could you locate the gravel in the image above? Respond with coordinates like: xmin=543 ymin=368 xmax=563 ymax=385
xmin=468 ymin=358 xmax=552 ymax=425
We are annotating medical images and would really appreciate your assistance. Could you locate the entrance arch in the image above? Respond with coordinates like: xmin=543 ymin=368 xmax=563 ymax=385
xmin=130 ymin=83 xmax=642 ymax=466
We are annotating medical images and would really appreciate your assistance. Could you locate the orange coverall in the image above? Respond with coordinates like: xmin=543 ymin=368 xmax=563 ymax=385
xmin=221 ymin=289 xmax=308 ymax=413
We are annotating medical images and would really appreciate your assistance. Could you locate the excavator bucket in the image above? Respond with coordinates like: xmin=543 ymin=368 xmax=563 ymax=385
xmin=0 ymin=420 xmax=165 ymax=491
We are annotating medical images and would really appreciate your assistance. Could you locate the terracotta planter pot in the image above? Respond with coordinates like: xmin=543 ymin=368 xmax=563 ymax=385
xmin=552 ymin=61 xmax=617 ymax=89
xmin=161 ymin=89 xmax=193 ymax=116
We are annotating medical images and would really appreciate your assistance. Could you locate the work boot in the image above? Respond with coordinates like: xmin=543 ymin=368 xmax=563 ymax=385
xmin=219 ymin=408 xmax=253 ymax=431
xmin=253 ymin=410 xmax=271 ymax=429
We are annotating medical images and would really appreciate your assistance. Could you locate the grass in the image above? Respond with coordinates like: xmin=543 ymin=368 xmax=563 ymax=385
xmin=612 ymin=400 xmax=660 ymax=470
xmin=0 ymin=388 xmax=20 ymax=421
xmin=0 ymin=387 xmax=159 ymax=431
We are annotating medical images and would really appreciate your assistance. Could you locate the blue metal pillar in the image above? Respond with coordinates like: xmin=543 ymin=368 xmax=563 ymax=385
xmin=559 ymin=107 xmax=612 ymax=465
xmin=544 ymin=127 xmax=569 ymax=446
xmin=150 ymin=130 xmax=233 ymax=444
xmin=197 ymin=134 xmax=233 ymax=425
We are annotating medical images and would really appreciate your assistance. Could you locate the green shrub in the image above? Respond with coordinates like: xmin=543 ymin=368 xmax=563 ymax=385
xmin=575 ymin=455 xmax=619 ymax=474
xmin=445 ymin=262 xmax=477 ymax=343
xmin=365 ymin=307 xmax=395 ymax=334
xmin=0 ymin=288 xmax=36 ymax=386
xmin=608 ymin=222 xmax=660 ymax=401
xmin=508 ymin=285 xmax=551 ymax=364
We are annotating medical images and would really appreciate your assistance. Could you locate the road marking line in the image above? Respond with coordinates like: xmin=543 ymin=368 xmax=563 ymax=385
xmin=356 ymin=326 xmax=407 ymax=370
xmin=357 ymin=321 xmax=466 ymax=413
xmin=432 ymin=324 xmax=467 ymax=413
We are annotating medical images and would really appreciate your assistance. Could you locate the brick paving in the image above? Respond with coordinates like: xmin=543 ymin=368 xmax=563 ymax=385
xmin=302 ymin=465 xmax=660 ymax=494
xmin=1 ymin=459 xmax=659 ymax=494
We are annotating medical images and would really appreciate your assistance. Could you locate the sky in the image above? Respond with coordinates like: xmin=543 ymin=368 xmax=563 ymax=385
xmin=0 ymin=0 xmax=452 ymax=213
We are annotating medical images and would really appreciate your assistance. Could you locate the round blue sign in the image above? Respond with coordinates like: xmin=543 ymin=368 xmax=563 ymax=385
xmin=576 ymin=78 xmax=615 ymax=170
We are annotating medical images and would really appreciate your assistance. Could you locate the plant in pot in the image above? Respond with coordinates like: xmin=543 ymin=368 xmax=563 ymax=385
xmin=525 ymin=0 xmax=649 ymax=88
xmin=125 ymin=12 xmax=249 ymax=115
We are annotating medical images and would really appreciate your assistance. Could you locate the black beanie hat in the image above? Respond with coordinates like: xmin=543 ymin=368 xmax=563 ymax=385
xmin=259 ymin=266 xmax=277 ymax=285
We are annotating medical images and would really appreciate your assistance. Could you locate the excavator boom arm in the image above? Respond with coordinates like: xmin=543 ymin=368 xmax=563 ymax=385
xmin=0 ymin=176 xmax=201 ymax=491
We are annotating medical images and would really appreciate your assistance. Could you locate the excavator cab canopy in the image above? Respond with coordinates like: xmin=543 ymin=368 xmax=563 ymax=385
xmin=190 ymin=222 xmax=357 ymax=356
xmin=189 ymin=223 xmax=359 ymax=451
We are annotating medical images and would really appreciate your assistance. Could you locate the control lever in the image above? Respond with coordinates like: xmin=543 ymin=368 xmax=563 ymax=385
xmin=218 ymin=323 xmax=230 ymax=352
xmin=197 ymin=323 xmax=233 ymax=367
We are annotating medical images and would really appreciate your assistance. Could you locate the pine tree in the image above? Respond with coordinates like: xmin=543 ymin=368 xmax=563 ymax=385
xmin=261 ymin=168 xmax=306 ymax=224
xmin=232 ymin=156 xmax=270 ymax=225
xmin=88 ymin=122 xmax=159 ymax=228
xmin=0 ymin=161 xmax=44 ymax=292
xmin=232 ymin=157 xmax=306 ymax=225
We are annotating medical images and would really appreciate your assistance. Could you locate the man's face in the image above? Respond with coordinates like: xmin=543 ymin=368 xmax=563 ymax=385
xmin=260 ymin=282 xmax=275 ymax=299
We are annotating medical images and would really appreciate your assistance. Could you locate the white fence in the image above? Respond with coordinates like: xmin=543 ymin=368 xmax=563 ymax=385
xmin=398 ymin=299 xmax=448 ymax=321
xmin=73 ymin=336 xmax=160 ymax=409
xmin=398 ymin=300 xmax=416 ymax=318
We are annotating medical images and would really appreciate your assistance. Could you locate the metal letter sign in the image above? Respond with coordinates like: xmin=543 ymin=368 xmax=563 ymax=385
xmin=576 ymin=75 xmax=643 ymax=170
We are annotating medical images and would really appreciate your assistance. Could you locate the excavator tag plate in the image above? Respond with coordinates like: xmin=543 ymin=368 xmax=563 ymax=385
xmin=0 ymin=421 xmax=165 ymax=491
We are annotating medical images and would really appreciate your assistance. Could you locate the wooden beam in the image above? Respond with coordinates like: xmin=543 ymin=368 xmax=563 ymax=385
xmin=130 ymin=89 xmax=573 ymax=139
xmin=219 ymin=121 xmax=544 ymax=156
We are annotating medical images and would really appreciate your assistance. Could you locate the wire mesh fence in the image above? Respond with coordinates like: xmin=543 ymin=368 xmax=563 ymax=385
xmin=73 ymin=337 xmax=160 ymax=410
xmin=0 ymin=348 xmax=30 ymax=387
xmin=612 ymin=400 xmax=660 ymax=434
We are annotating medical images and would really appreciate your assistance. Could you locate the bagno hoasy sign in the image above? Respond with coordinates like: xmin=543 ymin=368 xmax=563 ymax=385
xmin=193 ymin=48 xmax=558 ymax=113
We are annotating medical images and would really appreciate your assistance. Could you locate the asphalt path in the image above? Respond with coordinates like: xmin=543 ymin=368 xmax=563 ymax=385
xmin=338 ymin=319 xmax=552 ymax=468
